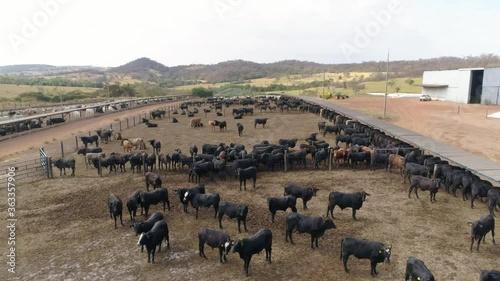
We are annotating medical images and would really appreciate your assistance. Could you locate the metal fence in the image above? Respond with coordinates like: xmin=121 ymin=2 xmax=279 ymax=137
xmin=0 ymin=153 xmax=50 ymax=183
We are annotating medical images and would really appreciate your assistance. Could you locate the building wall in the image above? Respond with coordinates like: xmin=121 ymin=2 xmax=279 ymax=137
xmin=422 ymin=70 xmax=472 ymax=103
xmin=482 ymin=67 xmax=500 ymax=105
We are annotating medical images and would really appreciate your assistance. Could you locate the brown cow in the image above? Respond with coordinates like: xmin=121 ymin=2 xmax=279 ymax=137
xmin=333 ymin=148 xmax=345 ymax=167
xmin=387 ymin=153 xmax=404 ymax=176
xmin=190 ymin=118 xmax=202 ymax=127
xmin=208 ymin=120 xmax=216 ymax=131
xmin=122 ymin=140 xmax=132 ymax=153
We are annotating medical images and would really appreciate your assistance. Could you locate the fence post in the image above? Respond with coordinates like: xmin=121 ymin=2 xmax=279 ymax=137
xmin=47 ymin=156 xmax=53 ymax=179
xmin=284 ymin=150 xmax=288 ymax=172
xmin=75 ymin=136 xmax=79 ymax=150
xmin=328 ymin=148 xmax=332 ymax=171
xmin=133 ymin=116 xmax=136 ymax=126
xmin=89 ymin=131 xmax=91 ymax=136
xmin=60 ymin=141 xmax=64 ymax=158
xmin=119 ymin=120 xmax=122 ymax=132
xmin=98 ymin=156 xmax=102 ymax=177
xmin=110 ymin=124 xmax=112 ymax=130
xmin=127 ymin=118 xmax=129 ymax=128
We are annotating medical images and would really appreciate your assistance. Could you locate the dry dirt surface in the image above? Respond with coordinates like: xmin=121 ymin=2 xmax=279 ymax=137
xmin=1 ymin=99 xmax=499 ymax=281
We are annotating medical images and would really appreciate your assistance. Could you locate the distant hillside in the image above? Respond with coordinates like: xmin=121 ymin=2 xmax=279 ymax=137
xmin=0 ymin=64 xmax=56 ymax=75
xmin=2 ymin=54 xmax=500 ymax=86
xmin=111 ymin=57 xmax=169 ymax=74
xmin=0 ymin=64 xmax=106 ymax=76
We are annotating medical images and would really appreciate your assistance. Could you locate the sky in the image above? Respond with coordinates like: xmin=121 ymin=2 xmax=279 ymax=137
xmin=1 ymin=0 xmax=499 ymax=67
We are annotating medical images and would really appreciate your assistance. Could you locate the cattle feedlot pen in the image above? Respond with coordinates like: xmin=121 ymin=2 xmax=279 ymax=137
xmin=297 ymin=96 xmax=500 ymax=185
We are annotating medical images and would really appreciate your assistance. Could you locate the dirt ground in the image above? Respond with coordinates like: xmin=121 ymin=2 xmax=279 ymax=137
xmin=1 ymin=97 xmax=499 ymax=281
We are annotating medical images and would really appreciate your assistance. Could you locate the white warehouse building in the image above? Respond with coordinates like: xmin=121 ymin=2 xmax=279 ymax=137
xmin=421 ymin=67 xmax=500 ymax=105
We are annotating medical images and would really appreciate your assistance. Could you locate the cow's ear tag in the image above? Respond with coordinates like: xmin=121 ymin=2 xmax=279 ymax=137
xmin=378 ymin=250 xmax=382 ymax=254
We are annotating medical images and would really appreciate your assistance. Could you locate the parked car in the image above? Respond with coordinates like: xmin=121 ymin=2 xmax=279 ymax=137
xmin=420 ymin=94 xmax=432 ymax=101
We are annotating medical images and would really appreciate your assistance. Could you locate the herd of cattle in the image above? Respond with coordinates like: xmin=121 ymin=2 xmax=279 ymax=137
xmin=51 ymin=96 xmax=498 ymax=279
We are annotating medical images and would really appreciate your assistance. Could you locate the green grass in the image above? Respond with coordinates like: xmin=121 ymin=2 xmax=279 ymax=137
xmin=360 ymin=77 xmax=422 ymax=94
xmin=0 ymin=84 xmax=100 ymax=99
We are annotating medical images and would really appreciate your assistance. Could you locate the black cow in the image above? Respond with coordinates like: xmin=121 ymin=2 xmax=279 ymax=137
xmin=283 ymin=183 xmax=318 ymax=210
xmin=184 ymin=192 xmax=220 ymax=219
xmin=95 ymin=128 xmax=113 ymax=143
xmin=127 ymin=191 xmax=142 ymax=221
xmin=145 ymin=153 xmax=156 ymax=171
xmin=108 ymin=194 xmax=123 ymax=228
xmin=370 ymin=152 xmax=389 ymax=171
xmin=287 ymin=149 xmax=307 ymax=169
xmin=218 ymin=201 xmax=248 ymax=232
xmin=405 ymin=256 xmax=435 ymax=281
xmin=326 ymin=191 xmax=370 ymax=220
xmin=198 ymin=227 xmax=232 ymax=263
xmin=189 ymin=161 xmax=215 ymax=183
xmin=53 ymin=158 xmax=76 ymax=176
xmin=351 ymin=137 xmax=371 ymax=147
xmin=408 ymin=176 xmax=442 ymax=202
xmin=279 ymin=138 xmax=298 ymax=149
xmin=469 ymin=213 xmax=495 ymax=252
xmin=149 ymin=140 xmax=161 ymax=154
xmin=237 ymin=123 xmax=244 ymax=137
xmin=237 ymin=167 xmax=257 ymax=191
xmin=46 ymin=117 xmax=65 ymax=126
xmin=267 ymin=195 xmax=297 ymax=223
xmin=254 ymin=118 xmax=268 ymax=128
xmin=172 ymin=117 xmax=178 ymax=123
xmin=335 ymin=135 xmax=351 ymax=146
xmin=348 ymin=151 xmax=370 ymax=169
xmin=314 ymin=148 xmax=329 ymax=169
xmin=471 ymin=180 xmax=494 ymax=208
xmin=487 ymin=188 xmax=500 ymax=217
xmin=261 ymin=152 xmax=284 ymax=171
xmin=92 ymin=157 xmax=117 ymax=174
xmin=285 ymin=213 xmax=336 ymax=249
xmin=340 ymin=237 xmax=392 ymax=277
xmin=232 ymin=228 xmax=272 ymax=277
xmin=404 ymin=163 xmax=429 ymax=183
xmin=218 ymin=121 xmax=227 ymax=131
xmin=140 ymin=188 xmax=170 ymax=217
xmin=77 ymin=147 xmax=103 ymax=156
xmin=480 ymin=270 xmax=500 ymax=281
xmin=145 ymin=172 xmax=162 ymax=191
xmin=132 ymin=212 xmax=164 ymax=237
xmin=174 ymin=184 xmax=205 ymax=213
xmin=129 ymin=153 xmax=145 ymax=173
xmin=145 ymin=121 xmax=158 ymax=128
xmin=190 ymin=145 xmax=198 ymax=157
xmin=137 ymin=220 xmax=170 ymax=263
xmin=80 ymin=135 xmax=99 ymax=148
xmin=323 ymin=125 xmax=339 ymax=136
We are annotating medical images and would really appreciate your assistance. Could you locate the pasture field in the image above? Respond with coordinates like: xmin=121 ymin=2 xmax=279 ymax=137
xmin=6 ymin=104 xmax=498 ymax=281
xmin=0 ymin=84 xmax=100 ymax=99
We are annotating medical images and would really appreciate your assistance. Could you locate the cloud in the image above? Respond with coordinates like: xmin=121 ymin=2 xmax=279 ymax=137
xmin=0 ymin=0 xmax=498 ymax=66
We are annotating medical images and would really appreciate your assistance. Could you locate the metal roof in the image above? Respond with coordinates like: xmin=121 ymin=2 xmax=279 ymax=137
xmin=0 ymin=96 xmax=186 ymax=127
xmin=298 ymin=96 xmax=500 ymax=184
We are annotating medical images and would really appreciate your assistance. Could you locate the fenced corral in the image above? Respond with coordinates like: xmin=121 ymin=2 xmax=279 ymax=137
xmin=0 ymin=96 xmax=189 ymax=141
xmin=49 ymin=105 xmax=181 ymax=160
xmin=0 ymin=150 xmax=51 ymax=183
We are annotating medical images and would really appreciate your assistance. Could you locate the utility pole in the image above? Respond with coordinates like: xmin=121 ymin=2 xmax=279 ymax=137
xmin=383 ymin=50 xmax=390 ymax=119
xmin=322 ymin=72 xmax=325 ymax=98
